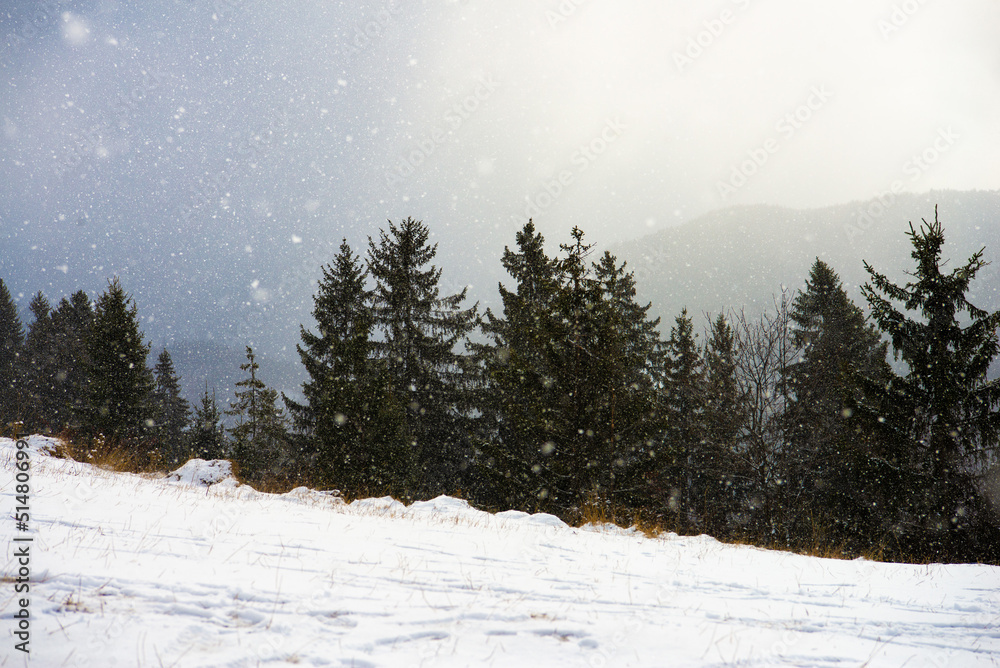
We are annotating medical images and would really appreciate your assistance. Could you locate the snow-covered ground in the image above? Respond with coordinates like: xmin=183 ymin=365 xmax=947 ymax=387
xmin=2 ymin=436 xmax=999 ymax=667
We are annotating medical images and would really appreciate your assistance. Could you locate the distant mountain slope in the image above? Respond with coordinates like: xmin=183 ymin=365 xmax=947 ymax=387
xmin=613 ymin=190 xmax=1000 ymax=331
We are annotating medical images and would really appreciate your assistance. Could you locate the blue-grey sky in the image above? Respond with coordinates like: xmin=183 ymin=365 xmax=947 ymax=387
xmin=2 ymin=0 xmax=998 ymax=370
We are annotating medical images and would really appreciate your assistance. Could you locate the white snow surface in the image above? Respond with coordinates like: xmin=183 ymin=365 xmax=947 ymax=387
xmin=164 ymin=458 xmax=239 ymax=488
xmin=2 ymin=437 xmax=999 ymax=667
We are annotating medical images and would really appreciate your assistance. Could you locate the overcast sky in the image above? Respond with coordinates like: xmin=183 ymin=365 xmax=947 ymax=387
xmin=2 ymin=0 xmax=998 ymax=361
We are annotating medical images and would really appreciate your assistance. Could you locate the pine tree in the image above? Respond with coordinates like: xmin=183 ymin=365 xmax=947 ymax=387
xmin=474 ymin=221 xmax=562 ymax=510
xmin=20 ymin=291 xmax=94 ymax=433
xmin=859 ymin=207 xmax=1000 ymax=561
xmin=544 ymin=227 xmax=607 ymax=510
xmin=48 ymin=291 xmax=94 ymax=432
xmin=700 ymin=313 xmax=745 ymax=536
xmin=151 ymin=348 xmax=191 ymax=467
xmin=83 ymin=278 xmax=154 ymax=445
xmin=367 ymin=217 xmax=479 ymax=498
xmin=783 ymin=259 xmax=890 ymax=548
xmin=655 ymin=308 xmax=706 ymax=528
xmin=21 ymin=292 xmax=56 ymax=432
xmin=0 ymin=279 xmax=24 ymax=428
xmin=591 ymin=251 xmax=667 ymax=512
xmin=189 ymin=383 xmax=226 ymax=460
xmin=286 ymin=239 xmax=409 ymax=496
xmin=226 ymin=346 xmax=290 ymax=484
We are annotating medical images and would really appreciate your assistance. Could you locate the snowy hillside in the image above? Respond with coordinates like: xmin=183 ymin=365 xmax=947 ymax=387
xmin=2 ymin=436 xmax=999 ymax=667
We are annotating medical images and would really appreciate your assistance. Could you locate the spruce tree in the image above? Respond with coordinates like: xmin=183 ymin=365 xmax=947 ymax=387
xmin=656 ymin=309 xmax=706 ymax=529
xmin=0 ymin=279 xmax=24 ymax=428
xmin=783 ymin=259 xmax=890 ymax=548
xmin=189 ymin=384 xmax=226 ymax=460
xmin=226 ymin=346 xmax=290 ymax=484
xmin=286 ymin=239 xmax=409 ymax=496
xmin=545 ymin=227 xmax=607 ymax=510
xmin=591 ymin=250 xmax=667 ymax=512
xmin=84 ymin=278 xmax=154 ymax=445
xmin=700 ymin=313 xmax=745 ymax=536
xmin=859 ymin=207 xmax=1000 ymax=561
xmin=21 ymin=292 xmax=55 ymax=432
xmin=151 ymin=348 xmax=191 ymax=467
xmin=474 ymin=221 xmax=562 ymax=510
xmin=49 ymin=291 xmax=94 ymax=432
xmin=367 ymin=217 xmax=479 ymax=498
xmin=21 ymin=291 xmax=94 ymax=432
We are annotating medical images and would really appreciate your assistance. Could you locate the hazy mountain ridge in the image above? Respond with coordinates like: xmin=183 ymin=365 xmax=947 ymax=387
xmin=615 ymin=190 xmax=1000 ymax=332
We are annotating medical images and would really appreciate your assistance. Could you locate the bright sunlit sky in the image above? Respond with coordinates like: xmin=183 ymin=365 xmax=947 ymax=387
xmin=2 ymin=0 xmax=999 ymax=362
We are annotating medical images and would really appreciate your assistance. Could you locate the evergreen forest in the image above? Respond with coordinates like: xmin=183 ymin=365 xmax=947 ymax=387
xmin=3 ymin=208 xmax=999 ymax=565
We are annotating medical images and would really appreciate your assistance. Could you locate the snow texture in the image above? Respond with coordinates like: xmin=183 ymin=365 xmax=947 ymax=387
xmin=1 ymin=437 xmax=998 ymax=667
xmin=164 ymin=458 xmax=239 ymax=488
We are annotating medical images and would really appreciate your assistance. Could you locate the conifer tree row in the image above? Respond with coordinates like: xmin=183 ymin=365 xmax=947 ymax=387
xmin=3 ymin=205 xmax=999 ymax=564
xmin=2 ymin=277 xmax=205 ymax=467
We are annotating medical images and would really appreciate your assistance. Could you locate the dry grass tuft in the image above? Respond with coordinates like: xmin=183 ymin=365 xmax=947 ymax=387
xmin=49 ymin=432 xmax=163 ymax=474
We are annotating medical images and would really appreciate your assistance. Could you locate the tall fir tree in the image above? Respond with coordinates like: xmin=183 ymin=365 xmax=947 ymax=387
xmin=189 ymin=384 xmax=226 ymax=460
xmin=84 ymin=278 xmax=154 ymax=445
xmin=48 ymin=291 xmax=94 ymax=432
xmin=0 ymin=279 xmax=24 ymax=428
xmin=21 ymin=292 xmax=94 ymax=432
xmin=474 ymin=221 xmax=562 ymax=510
xmin=783 ymin=258 xmax=890 ymax=549
xmin=226 ymin=346 xmax=291 ymax=484
xmin=21 ymin=292 xmax=56 ymax=432
xmin=286 ymin=239 xmax=409 ymax=496
xmin=367 ymin=217 xmax=479 ymax=498
xmin=859 ymin=208 xmax=1000 ymax=561
xmin=591 ymin=250 xmax=667 ymax=512
xmin=151 ymin=348 xmax=191 ymax=467
xmin=655 ymin=308 xmax=706 ymax=529
xmin=700 ymin=313 xmax=745 ymax=536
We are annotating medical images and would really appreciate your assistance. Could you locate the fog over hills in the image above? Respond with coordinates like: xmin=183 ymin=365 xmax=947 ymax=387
xmin=614 ymin=189 xmax=1000 ymax=334
xmin=168 ymin=189 xmax=1000 ymax=408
